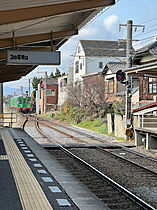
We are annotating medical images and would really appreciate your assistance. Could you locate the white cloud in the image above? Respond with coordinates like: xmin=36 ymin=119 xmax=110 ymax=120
xmin=103 ymin=14 xmax=119 ymax=33
xmin=79 ymin=27 xmax=99 ymax=38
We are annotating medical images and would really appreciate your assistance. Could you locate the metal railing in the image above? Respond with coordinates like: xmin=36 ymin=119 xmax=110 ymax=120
xmin=0 ymin=113 xmax=17 ymax=127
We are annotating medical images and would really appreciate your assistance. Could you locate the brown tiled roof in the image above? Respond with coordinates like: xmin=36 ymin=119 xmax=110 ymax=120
xmin=104 ymin=62 xmax=126 ymax=74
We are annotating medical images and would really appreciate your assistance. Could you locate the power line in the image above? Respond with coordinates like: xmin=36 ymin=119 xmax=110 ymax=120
xmin=137 ymin=34 xmax=157 ymax=42
xmin=134 ymin=27 xmax=157 ymax=39
xmin=141 ymin=16 xmax=157 ymax=25
xmin=81 ymin=0 xmax=120 ymax=30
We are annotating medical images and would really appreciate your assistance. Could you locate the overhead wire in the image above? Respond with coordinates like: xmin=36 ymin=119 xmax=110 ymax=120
xmin=81 ymin=0 xmax=120 ymax=30
xmin=132 ymin=15 xmax=157 ymax=48
xmin=140 ymin=16 xmax=157 ymax=25
xmin=73 ymin=6 xmax=157 ymax=75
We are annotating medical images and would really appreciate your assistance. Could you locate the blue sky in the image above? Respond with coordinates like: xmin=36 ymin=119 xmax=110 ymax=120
xmin=5 ymin=0 xmax=157 ymax=90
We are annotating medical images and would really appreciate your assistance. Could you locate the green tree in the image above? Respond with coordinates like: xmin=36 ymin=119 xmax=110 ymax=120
xmin=49 ymin=72 xmax=55 ymax=78
xmin=62 ymin=72 xmax=66 ymax=76
xmin=55 ymin=68 xmax=61 ymax=77
xmin=32 ymin=77 xmax=42 ymax=90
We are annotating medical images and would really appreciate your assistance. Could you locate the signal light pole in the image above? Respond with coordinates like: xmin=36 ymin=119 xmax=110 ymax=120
xmin=126 ymin=20 xmax=132 ymax=135
xmin=119 ymin=20 xmax=145 ymax=140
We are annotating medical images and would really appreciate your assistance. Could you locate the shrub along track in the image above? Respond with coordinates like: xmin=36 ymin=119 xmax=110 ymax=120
xmin=21 ymin=114 xmax=156 ymax=209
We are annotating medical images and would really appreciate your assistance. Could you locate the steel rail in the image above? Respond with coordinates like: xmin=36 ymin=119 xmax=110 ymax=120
xmin=35 ymin=115 xmax=157 ymax=163
xmin=29 ymin=114 xmax=113 ymax=144
xmin=22 ymin=116 xmax=28 ymax=130
xmin=98 ymin=147 xmax=157 ymax=176
xmin=35 ymin=117 xmax=155 ymax=210
xmin=24 ymin=114 xmax=157 ymax=175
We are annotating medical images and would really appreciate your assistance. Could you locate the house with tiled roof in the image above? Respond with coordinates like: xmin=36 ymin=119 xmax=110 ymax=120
xmin=102 ymin=61 xmax=138 ymax=105
xmin=73 ymin=40 xmax=127 ymax=83
xmin=128 ymin=41 xmax=157 ymax=104
xmin=103 ymin=62 xmax=126 ymax=103
xmin=81 ymin=62 xmax=138 ymax=105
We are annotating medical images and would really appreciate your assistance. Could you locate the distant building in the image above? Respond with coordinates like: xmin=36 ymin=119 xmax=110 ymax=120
xmin=58 ymin=74 xmax=68 ymax=106
xmin=57 ymin=67 xmax=74 ymax=106
xmin=81 ymin=61 xmax=139 ymax=108
xmin=73 ymin=40 xmax=126 ymax=83
xmin=39 ymin=78 xmax=58 ymax=113
xmin=103 ymin=62 xmax=126 ymax=103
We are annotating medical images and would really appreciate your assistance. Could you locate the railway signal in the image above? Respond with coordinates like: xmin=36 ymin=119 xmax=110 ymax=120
xmin=116 ymin=70 xmax=126 ymax=84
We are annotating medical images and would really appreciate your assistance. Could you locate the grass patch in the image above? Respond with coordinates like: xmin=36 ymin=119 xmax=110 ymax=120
xmin=116 ymin=137 xmax=125 ymax=141
xmin=77 ymin=119 xmax=108 ymax=134
xmin=108 ymin=133 xmax=114 ymax=137
xmin=37 ymin=112 xmax=52 ymax=119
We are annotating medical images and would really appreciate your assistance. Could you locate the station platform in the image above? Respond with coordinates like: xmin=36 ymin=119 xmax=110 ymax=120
xmin=0 ymin=127 xmax=107 ymax=210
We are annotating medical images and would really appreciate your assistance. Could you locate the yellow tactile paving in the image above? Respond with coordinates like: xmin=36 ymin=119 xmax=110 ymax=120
xmin=0 ymin=155 xmax=8 ymax=160
xmin=0 ymin=128 xmax=53 ymax=210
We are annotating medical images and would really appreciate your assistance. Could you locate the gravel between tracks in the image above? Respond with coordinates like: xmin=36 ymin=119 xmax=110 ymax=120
xmin=68 ymin=148 xmax=157 ymax=207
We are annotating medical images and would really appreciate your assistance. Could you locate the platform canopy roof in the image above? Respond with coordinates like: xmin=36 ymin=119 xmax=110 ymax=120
xmin=0 ymin=0 xmax=115 ymax=83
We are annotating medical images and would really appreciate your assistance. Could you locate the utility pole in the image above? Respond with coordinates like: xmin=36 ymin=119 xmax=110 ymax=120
xmin=28 ymin=79 xmax=30 ymax=97
xmin=44 ymin=71 xmax=47 ymax=114
xmin=21 ymin=86 xmax=23 ymax=96
xmin=126 ymin=20 xmax=132 ymax=138
xmin=119 ymin=20 xmax=145 ymax=140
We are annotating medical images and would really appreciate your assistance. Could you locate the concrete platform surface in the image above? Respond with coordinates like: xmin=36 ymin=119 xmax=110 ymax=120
xmin=0 ymin=127 xmax=109 ymax=210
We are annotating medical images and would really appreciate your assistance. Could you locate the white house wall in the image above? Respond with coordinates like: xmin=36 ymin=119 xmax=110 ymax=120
xmin=86 ymin=56 xmax=120 ymax=75
xmin=58 ymin=87 xmax=67 ymax=106
xmin=131 ymin=89 xmax=139 ymax=110
xmin=73 ymin=41 xmax=125 ymax=83
xmin=58 ymin=76 xmax=68 ymax=106
xmin=74 ymin=41 xmax=86 ymax=83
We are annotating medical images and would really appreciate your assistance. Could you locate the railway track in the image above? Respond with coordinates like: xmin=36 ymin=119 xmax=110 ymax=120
xmin=105 ymin=147 xmax=157 ymax=174
xmin=22 ymin=114 xmax=155 ymax=209
xmin=28 ymin=115 xmax=157 ymax=174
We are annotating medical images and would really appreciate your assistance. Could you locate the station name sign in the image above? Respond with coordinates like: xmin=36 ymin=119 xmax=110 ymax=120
xmin=7 ymin=50 xmax=61 ymax=65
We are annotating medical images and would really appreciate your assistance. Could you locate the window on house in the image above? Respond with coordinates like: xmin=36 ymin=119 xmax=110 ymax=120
xmin=47 ymin=89 xmax=55 ymax=96
xmin=75 ymin=61 xmax=79 ymax=73
xmin=105 ymin=82 xmax=108 ymax=93
xmin=99 ymin=62 xmax=103 ymax=68
xmin=60 ymin=80 xmax=63 ymax=87
xmin=149 ymin=84 xmax=152 ymax=94
xmin=108 ymin=78 xmax=114 ymax=93
xmin=78 ymin=46 xmax=81 ymax=53
xmin=63 ymin=78 xmax=67 ymax=86
xmin=153 ymin=83 xmax=157 ymax=93
xmin=148 ymin=78 xmax=157 ymax=94
xmin=80 ymin=63 xmax=82 ymax=70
